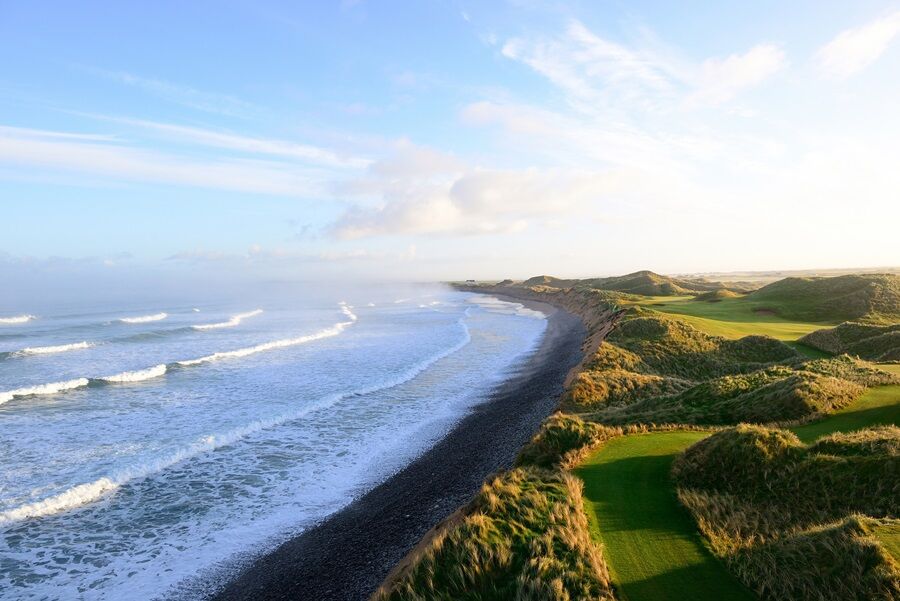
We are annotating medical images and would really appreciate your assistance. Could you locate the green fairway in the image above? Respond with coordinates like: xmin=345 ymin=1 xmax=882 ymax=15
xmin=576 ymin=384 xmax=900 ymax=601
xmin=635 ymin=296 xmax=831 ymax=340
xmin=575 ymin=432 xmax=756 ymax=601
xmin=792 ymin=384 xmax=900 ymax=443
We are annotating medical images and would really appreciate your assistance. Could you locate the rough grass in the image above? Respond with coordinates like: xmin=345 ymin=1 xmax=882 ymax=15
xmin=573 ymin=270 xmax=722 ymax=296
xmin=374 ymin=468 xmax=615 ymax=601
xmin=746 ymin=273 xmax=900 ymax=324
xmin=672 ymin=425 xmax=900 ymax=600
xmin=800 ymin=321 xmax=900 ymax=362
xmin=581 ymin=339 xmax=898 ymax=426
xmin=516 ymin=413 xmax=622 ymax=469
xmin=692 ymin=289 xmax=743 ymax=302
xmin=597 ymin=366 xmax=865 ymax=426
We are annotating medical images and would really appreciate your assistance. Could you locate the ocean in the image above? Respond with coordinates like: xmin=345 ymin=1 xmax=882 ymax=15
xmin=0 ymin=285 xmax=547 ymax=600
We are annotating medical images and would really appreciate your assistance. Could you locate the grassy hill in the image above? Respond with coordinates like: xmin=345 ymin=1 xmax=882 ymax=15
xmin=673 ymin=425 xmax=900 ymax=600
xmin=746 ymin=273 xmax=900 ymax=323
xmin=579 ymin=270 xmax=722 ymax=296
xmin=517 ymin=271 xmax=732 ymax=296
xmin=800 ymin=322 xmax=900 ymax=362
xmin=398 ymin=271 xmax=900 ymax=601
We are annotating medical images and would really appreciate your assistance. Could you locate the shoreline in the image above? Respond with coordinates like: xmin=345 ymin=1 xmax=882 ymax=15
xmin=209 ymin=296 xmax=586 ymax=601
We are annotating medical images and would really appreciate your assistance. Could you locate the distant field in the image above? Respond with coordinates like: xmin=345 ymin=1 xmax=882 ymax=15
xmin=634 ymin=296 xmax=831 ymax=341
xmin=577 ymin=383 xmax=900 ymax=601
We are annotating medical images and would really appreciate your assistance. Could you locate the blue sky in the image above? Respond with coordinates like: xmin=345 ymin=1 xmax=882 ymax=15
xmin=2 ymin=0 xmax=899 ymax=283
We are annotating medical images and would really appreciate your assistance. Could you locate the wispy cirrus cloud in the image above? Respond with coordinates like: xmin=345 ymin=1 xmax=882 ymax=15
xmin=86 ymin=115 xmax=371 ymax=169
xmin=0 ymin=125 xmax=339 ymax=196
xmin=816 ymin=10 xmax=900 ymax=78
xmin=501 ymin=20 xmax=785 ymax=112
xmin=83 ymin=67 xmax=259 ymax=117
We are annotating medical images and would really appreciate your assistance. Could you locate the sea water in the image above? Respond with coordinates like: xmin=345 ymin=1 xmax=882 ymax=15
xmin=0 ymin=285 xmax=547 ymax=600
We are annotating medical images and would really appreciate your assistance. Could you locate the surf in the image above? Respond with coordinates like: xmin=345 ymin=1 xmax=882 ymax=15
xmin=14 ymin=341 xmax=93 ymax=356
xmin=0 ymin=378 xmax=91 ymax=406
xmin=192 ymin=309 xmax=263 ymax=330
xmin=0 ymin=310 xmax=471 ymax=526
xmin=0 ymin=314 xmax=36 ymax=325
xmin=119 ymin=312 xmax=168 ymax=324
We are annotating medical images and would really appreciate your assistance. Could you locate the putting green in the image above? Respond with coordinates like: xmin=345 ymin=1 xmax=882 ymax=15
xmin=576 ymin=384 xmax=900 ymax=601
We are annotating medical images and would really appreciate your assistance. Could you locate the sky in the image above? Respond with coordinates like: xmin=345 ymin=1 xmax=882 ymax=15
xmin=1 ymin=0 xmax=899 ymax=285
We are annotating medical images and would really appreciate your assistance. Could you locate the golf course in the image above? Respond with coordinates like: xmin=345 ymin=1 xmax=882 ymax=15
xmin=576 ymin=383 xmax=900 ymax=601
xmin=380 ymin=271 xmax=900 ymax=600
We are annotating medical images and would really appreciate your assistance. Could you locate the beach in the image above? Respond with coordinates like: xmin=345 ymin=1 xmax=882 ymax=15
xmin=210 ymin=297 xmax=586 ymax=601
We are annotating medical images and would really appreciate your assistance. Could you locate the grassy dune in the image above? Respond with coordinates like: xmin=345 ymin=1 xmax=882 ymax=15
xmin=576 ymin=384 xmax=900 ymax=601
xmin=386 ymin=272 xmax=900 ymax=600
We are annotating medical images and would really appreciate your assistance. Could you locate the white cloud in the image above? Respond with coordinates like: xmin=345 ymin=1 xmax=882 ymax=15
xmin=691 ymin=44 xmax=786 ymax=104
xmin=816 ymin=10 xmax=900 ymax=78
xmin=90 ymin=116 xmax=370 ymax=169
xmin=501 ymin=20 xmax=784 ymax=112
xmin=331 ymin=143 xmax=638 ymax=239
xmin=0 ymin=125 xmax=335 ymax=196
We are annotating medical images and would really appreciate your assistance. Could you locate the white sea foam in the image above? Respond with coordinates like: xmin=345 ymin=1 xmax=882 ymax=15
xmin=467 ymin=295 xmax=546 ymax=319
xmin=119 ymin=312 xmax=168 ymax=324
xmin=0 ymin=310 xmax=470 ymax=526
xmin=98 ymin=364 xmax=167 ymax=383
xmin=16 ymin=341 xmax=92 ymax=356
xmin=0 ymin=314 xmax=35 ymax=325
xmin=179 ymin=305 xmax=356 ymax=367
xmin=0 ymin=378 xmax=90 ymax=406
xmin=192 ymin=309 xmax=263 ymax=330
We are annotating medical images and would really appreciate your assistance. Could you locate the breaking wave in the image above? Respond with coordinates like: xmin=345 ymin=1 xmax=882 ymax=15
xmin=179 ymin=305 xmax=356 ymax=366
xmin=0 ymin=309 xmax=470 ymax=525
xmin=0 ymin=378 xmax=90 ymax=406
xmin=119 ymin=312 xmax=168 ymax=324
xmin=192 ymin=309 xmax=263 ymax=330
xmin=0 ymin=314 xmax=35 ymax=325
xmin=98 ymin=364 xmax=167 ymax=384
xmin=15 ymin=341 xmax=92 ymax=356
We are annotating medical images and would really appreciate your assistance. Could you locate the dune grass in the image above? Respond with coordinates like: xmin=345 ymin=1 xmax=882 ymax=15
xmin=576 ymin=383 xmax=900 ymax=601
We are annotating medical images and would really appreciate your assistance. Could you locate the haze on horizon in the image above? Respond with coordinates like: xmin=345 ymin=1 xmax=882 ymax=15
xmin=2 ymin=1 xmax=899 ymax=286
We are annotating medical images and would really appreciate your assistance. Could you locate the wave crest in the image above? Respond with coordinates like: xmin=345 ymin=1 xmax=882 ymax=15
xmin=16 ymin=341 xmax=92 ymax=356
xmin=98 ymin=364 xmax=167 ymax=383
xmin=0 ymin=314 xmax=35 ymax=325
xmin=119 ymin=312 xmax=168 ymax=324
xmin=0 ymin=378 xmax=90 ymax=406
xmin=0 ymin=310 xmax=471 ymax=524
xmin=192 ymin=309 xmax=263 ymax=330
xmin=179 ymin=305 xmax=355 ymax=366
